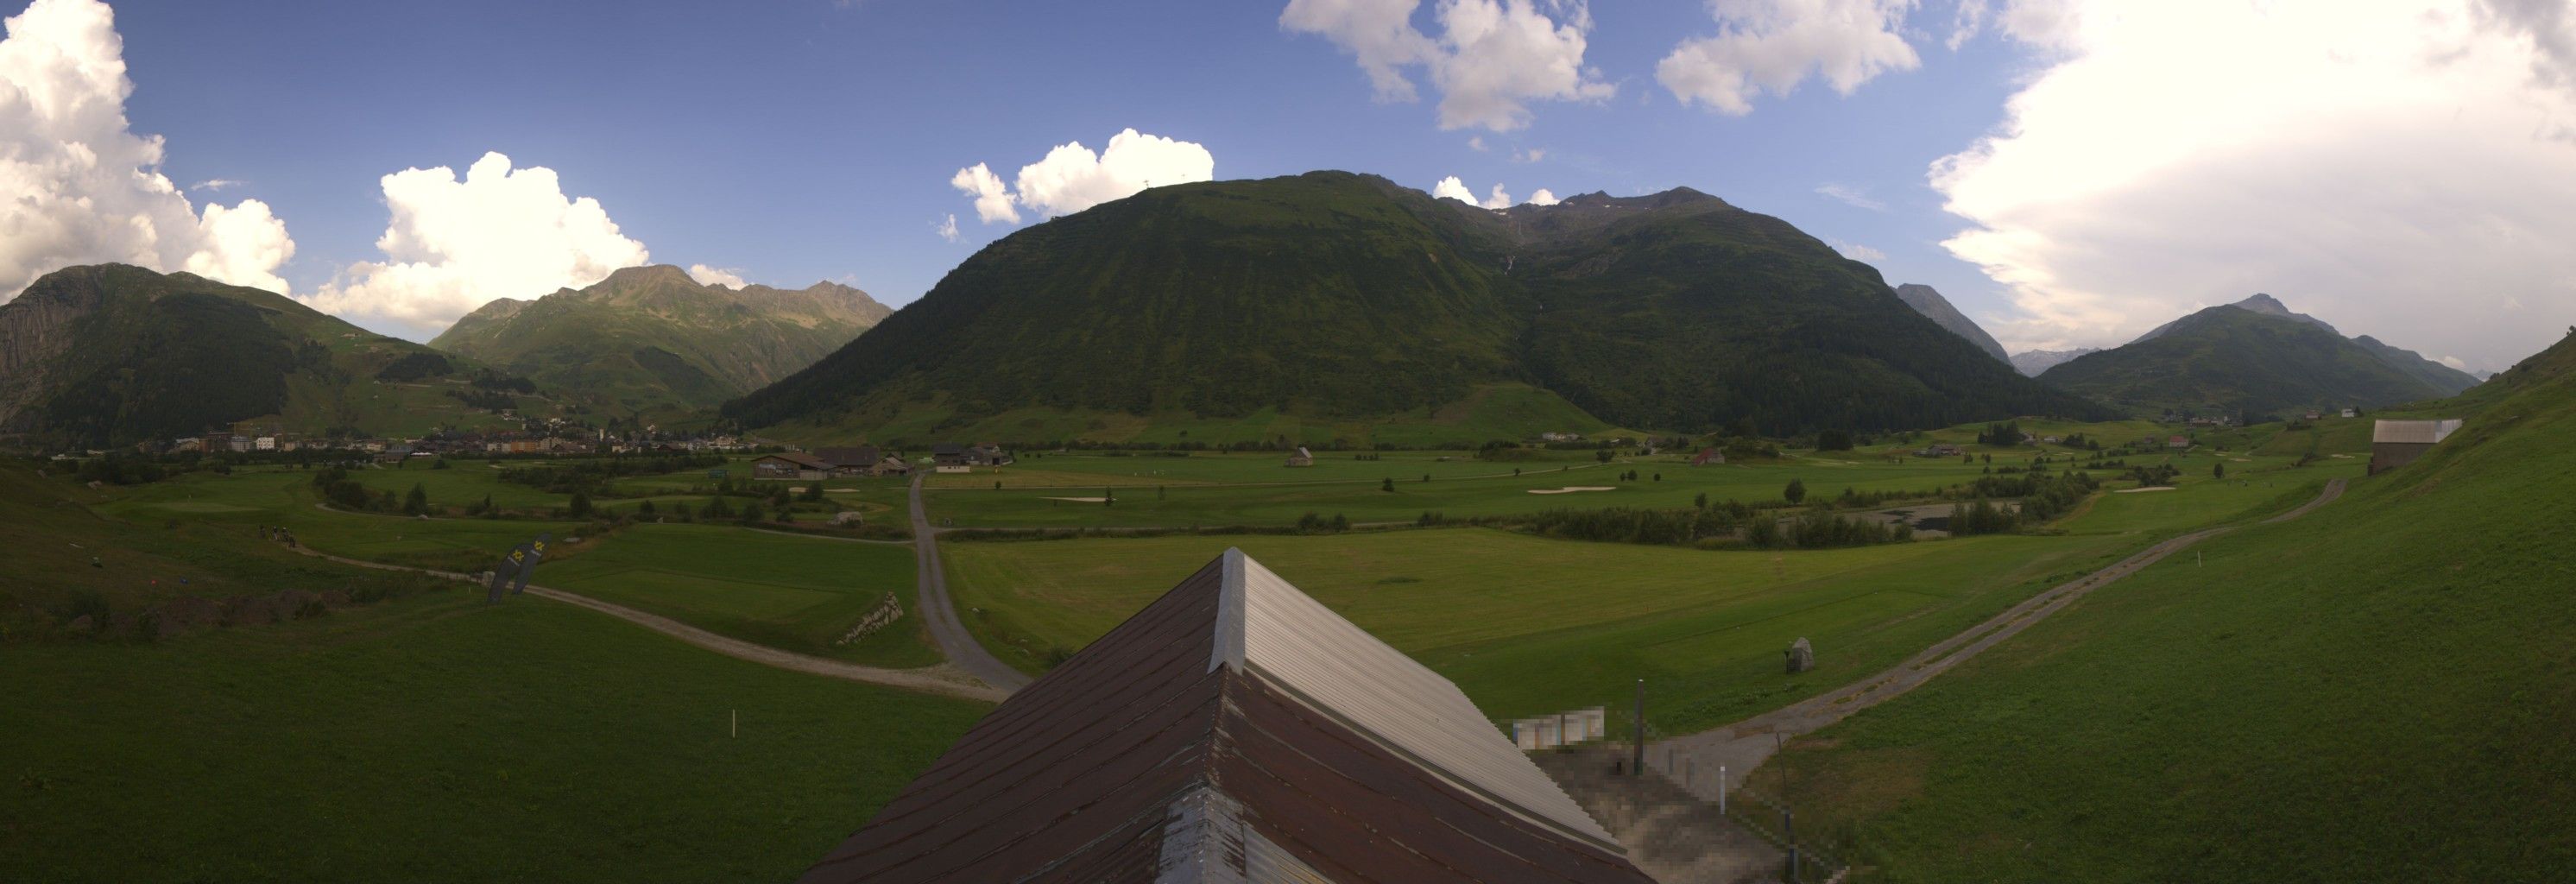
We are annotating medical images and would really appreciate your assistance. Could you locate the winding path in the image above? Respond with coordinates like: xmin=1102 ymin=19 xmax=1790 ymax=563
xmin=285 ymin=545 xmax=1007 ymax=703
xmin=1649 ymin=478 xmax=2348 ymax=797
xmin=908 ymin=474 xmax=1036 ymax=692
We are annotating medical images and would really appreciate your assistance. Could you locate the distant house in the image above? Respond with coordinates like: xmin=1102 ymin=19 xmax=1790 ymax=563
xmin=2167 ymin=435 xmax=2190 ymax=450
xmin=2340 ymin=407 xmax=2358 ymax=419
xmin=813 ymin=445 xmax=883 ymax=477
xmin=2369 ymin=419 xmax=2462 ymax=475
xmin=2040 ymin=435 xmax=2063 ymax=445
xmin=934 ymin=443 xmax=1013 ymax=469
xmin=1538 ymin=431 xmax=1583 ymax=443
xmin=1285 ymin=446 xmax=1315 ymax=467
xmin=1916 ymin=443 xmax=1965 ymax=458
xmin=1690 ymin=447 xmax=1726 ymax=466
xmin=871 ymin=456 xmax=913 ymax=477
xmin=754 ymin=451 xmax=833 ymax=481
xmin=2303 ymin=411 xmax=2323 ymax=421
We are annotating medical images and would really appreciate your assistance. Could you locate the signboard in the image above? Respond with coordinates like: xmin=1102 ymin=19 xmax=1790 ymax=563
xmin=483 ymin=532 xmax=554 ymax=603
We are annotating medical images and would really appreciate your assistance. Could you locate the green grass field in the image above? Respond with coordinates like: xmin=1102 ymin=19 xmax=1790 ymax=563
xmin=938 ymin=449 xmax=2347 ymax=732
xmin=0 ymin=587 xmax=988 ymax=883
xmin=539 ymin=525 xmax=937 ymax=666
xmin=1738 ymin=349 xmax=2576 ymax=881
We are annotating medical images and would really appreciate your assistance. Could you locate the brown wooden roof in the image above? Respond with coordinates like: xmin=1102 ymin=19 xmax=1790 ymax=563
xmin=799 ymin=551 xmax=1652 ymax=884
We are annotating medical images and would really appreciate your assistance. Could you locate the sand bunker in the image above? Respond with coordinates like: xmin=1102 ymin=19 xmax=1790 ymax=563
xmin=2115 ymin=486 xmax=2177 ymax=494
xmin=1527 ymin=486 xmax=1618 ymax=495
xmin=1042 ymin=496 xmax=1112 ymax=502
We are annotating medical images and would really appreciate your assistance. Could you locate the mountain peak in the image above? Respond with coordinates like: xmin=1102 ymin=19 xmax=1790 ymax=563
xmin=600 ymin=264 xmax=696 ymax=287
xmin=1891 ymin=283 xmax=2010 ymax=363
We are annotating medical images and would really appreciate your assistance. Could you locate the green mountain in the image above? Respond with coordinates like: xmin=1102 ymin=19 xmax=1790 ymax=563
xmin=1893 ymin=283 xmax=2010 ymax=363
xmin=2134 ymin=294 xmax=2478 ymax=395
xmin=723 ymin=172 xmax=2103 ymax=443
xmin=0 ymin=264 xmax=559 ymax=448
xmin=2038 ymin=300 xmax=2461 ymax=416
xmin=431 ymin=265 xmax=888 ymax=418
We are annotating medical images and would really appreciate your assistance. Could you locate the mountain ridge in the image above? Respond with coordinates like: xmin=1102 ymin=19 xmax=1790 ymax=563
xmin=1892 ymin=283 xmax=2010 ymax=363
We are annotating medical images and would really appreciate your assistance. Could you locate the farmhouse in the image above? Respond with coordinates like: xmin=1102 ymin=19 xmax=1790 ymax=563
xmin=798 ymin=550 xmax=1655 ymax=884
xmin=1916 ymin=443 xmax=1965 ymax=458
xmin=811 ymin=445 xmax=883 ymax=477
xmin=2168 ymin=435 xmax=2190 ymax=450
xmin=753 ymin=451 xmax=832 ymax=481
xmin=1690 ymin=446 xmax=1726 ymax=466
xmin=1285 ymin=445 xmax=1315 ymax=467
xmin=931 ymin=443 xmax=1014 ymax=470
xmin=2369 ymin=419 xmax=2463 ymax=475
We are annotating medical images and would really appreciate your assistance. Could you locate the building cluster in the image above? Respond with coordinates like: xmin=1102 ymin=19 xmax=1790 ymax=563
xmin=137 ymin=426 xmax=763 ymax=461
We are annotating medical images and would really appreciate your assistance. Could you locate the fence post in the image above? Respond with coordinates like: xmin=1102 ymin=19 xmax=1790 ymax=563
xmin=1719 ymin=765 xmax=1727 ymax=815
xmin=1631 ymin=679 xmax=1646 ymax=776
xmin=1784 ymin=807 xmax=1800 ymax=884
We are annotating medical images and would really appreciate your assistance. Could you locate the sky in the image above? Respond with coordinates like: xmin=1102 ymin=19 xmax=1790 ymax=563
xmin=5 ymin=0 xmax=2575 ymax=372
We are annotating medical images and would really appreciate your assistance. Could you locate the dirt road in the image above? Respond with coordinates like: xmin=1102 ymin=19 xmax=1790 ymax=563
xmin=1650 ymin=478 xmax=2349 ymax=798
xmin=908 ymin=474 xmax=1035 ymax=692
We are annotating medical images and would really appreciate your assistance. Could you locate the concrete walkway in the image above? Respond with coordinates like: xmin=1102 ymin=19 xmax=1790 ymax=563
xmin=1650 ymin=478 xmax=2348 ymax=799
xmin=908 ymin=474 xmax=1035 ymax=692
xmin=285 ymin=545 xmax=1007 ymax=703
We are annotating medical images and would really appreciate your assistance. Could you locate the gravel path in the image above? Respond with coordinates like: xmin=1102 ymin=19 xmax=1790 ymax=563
xmin=284 ymin=545 xmax=1007 ymax=703
xmin=1649 ymin=478 xmax=2349 ymax=799
xmin=908 ymin=474 xmax=1035 ymax=692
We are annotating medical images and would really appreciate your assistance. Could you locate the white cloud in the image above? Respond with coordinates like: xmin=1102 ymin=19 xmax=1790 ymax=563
xmin=1481 ymin=182 xmax=1513 ymax=209
xmin=950 ymin=129 xmax=1215 ymax=224
xmin=686 ymin=264 xmax=747 ymax=288
xmin=0 ymin=0 xmax=295 ymax=300
xmin=1830 ymin=239 xmax=1887 ymax=262
xmin=1512 ymin=147 xmax=1546 ymax=162
xmin=1935 ymin=0 xmax=2576 ymax=368
xmin=1281 ymin=0 xmax=1614 ymax=131
xmin=1815 ymin=182 xmax=1889 ymax=211
xmin=188 ymin=178 xmax=242 ymax=192
xmin=1468 ymin=135 xmax=1489 ymax=150
xmin=1657 ymin=0 xmax=1923 ymax=116
xmin=949 ymin=162 xmax=1018 ymax=224
xmin=1431 ymin=174 xmax=1479 ymax=203
xmin=934 ymin=213 xmax=960 ymax=243
xmin=2437 ymin=354 xmax=2471 ymax=370
xmin=1527 ymin=187 xmax=1561 ymax=205
xmin=300 ymin=152 xmax=648 ymax=338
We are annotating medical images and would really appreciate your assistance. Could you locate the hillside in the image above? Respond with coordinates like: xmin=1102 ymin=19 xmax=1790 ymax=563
xmin=0 ymin=264 xmax=558 ymax=448
xmin=1756 ymin=329 xmax=2576 ymax=881
xmin=2010 ymin=347 xmax=2097 ymax=376
xmin=432 ymin=265 xmax=888 ymax=416
xmin=1892 ymin=283 xmax=2009 ymax=363
xmin=2038 ymin=302 xmax=2459 ymax=416
xmin=725 ymin=172 xmax=2103 ymax=442
xmin=2131 ymin=294 xmax=2477 ymax=395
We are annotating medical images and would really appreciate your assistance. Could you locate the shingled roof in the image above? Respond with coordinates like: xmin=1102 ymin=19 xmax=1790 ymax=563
xmin=799 ymin=548 xmax=1652 ymax=884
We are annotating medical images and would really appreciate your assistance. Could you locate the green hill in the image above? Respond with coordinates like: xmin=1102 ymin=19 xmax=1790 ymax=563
xmin=2038 ymin=302 xmax=2459 ymax=416
xmin=723 ymin=172 xmax=2102 ymax=443
xmin=0 ymin=264 xmax=564 ymax=448
xmin=1755 ymin=328 xmax=2576 ymax=881
xmin=430 ymin=265 xmax=888 ymax=418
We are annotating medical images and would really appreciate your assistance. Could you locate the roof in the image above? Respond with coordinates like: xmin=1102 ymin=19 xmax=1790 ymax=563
xmin=799 ymin=549 xmax=1650 ymax=884
xmin=2373 ymin=419 xmax=2464 ymax=445
xmin=811 ymin=446 xmax=879 ymax=467
xmin=759 ymin=451 xmax=831 ymax=469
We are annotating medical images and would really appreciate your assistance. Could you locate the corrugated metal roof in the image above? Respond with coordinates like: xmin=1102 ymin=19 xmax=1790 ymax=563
xmin=799 ymin=550 xmax=1652 ymax=884
xmin=2373 ymin=419 xmax=2463 ymax=445
xmin=1223 ymin=550 xmax=1623 ymax=849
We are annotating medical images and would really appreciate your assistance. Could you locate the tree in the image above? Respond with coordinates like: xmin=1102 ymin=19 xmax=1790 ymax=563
xmin=803 ymin=481 xmax=825 ymax=502
xmin=639 ymin=499 xmax=656 ymax=515
xmin=1594 ymin=449 xmax=1613 ymax=464
xmin=403 ymin=483 xmax=429 ymax=516
xmin=1381 ymin=477 xmax=1395 ymax=493
xmin=2213 ymin=462 xmax=2226 ymax=480
xmin=1784 ymin=478 xmax=1807 ymax=505
xmin=568 ymin=489 xmax=591 ymax=518
xmin=1695 ymin=491 xmax=1708 ymax=509
xmin=738 ymin=499 xmax=764 ymax=522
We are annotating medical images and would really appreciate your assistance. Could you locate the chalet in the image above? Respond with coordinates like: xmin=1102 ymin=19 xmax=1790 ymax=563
xmin=1916 ymin=443 xmax=1965 ymax=458
xmin=813 ymin=445 xmax=884 ymax=477
xmin=2369 ymin=419 xmax=2463 ymax=475
xmin=1690 ymin=447 xmax=1726 ymax=466
xmin=871 ymin=456 xmax=913 ymax=477
xmin=933 ymin=443 xmax=1013 ymax=469
xmin=2167 ymin=435 xmax=2190 ymax=450
xmin=1285 ymin=446 xmax=1315 ymax=467
xmin=796 ymin=550 xmax=1656 ymax=884
xmin=753 ymin=451 xmax=833 ymax=481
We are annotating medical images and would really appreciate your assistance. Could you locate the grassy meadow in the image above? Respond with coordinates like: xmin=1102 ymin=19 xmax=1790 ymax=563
xmin=1734 ymin=350 xmax=2576 ymax=881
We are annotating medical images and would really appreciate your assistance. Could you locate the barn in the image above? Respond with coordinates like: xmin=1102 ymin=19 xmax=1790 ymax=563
xmin=2370 ymin=419 xmax=2463 ymax=475
xmin=798 ymin=549 xmax=1654 ymax=883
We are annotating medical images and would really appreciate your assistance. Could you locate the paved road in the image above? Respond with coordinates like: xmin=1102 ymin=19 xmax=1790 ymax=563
xmin=1648 ymin=477 xmax=2350 ymax=799
xmin=285 ymin=545 xmax=1007 ymax=702
xmin=908 ymin=474 xmax=1035 ymax=692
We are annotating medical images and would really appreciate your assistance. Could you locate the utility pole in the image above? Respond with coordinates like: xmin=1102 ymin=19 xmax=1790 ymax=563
xmin=1631 ymin=679 xmax=1646 ymax=776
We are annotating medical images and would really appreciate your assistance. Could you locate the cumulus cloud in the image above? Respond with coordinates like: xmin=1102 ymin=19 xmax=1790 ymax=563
xmin=1430 ymin=175 xmax=1479 ymax=203
xmin=1830 ymin=239 xmax=1887 ymax=262
xmin=300 ymin=152 xmax=648 ymax=338
xmin=686 ymin=264 xmax=747 ymax=288
xmin=1481 ymin=182 xmax=1514 ymax=209
xmin=1657 ymin=0 xmax=1922 ymax=116
xmin=1815 ymin=182 xmax=1888 ymax=211
xmin=950 ymin=162 xmax=1018 ymax=224
xmin=0 ymin=0 xmax=295 ymax=300
xmin=950 ymin=129 xmax=1215 ymax=225
xmin=1527 ymin=187 xmax=1561 ymax=205
xmin=1512 ymin=147 xmax=1546 ymax=162
xmin=934 ymin=213 xmax=960 ymax=243
xmin=1281 ymin=0 xmax=1613 ymax=131
xmin=1935 ymin=0 xmax=2576 ymax=369
xmin=1431 ymin=176 xmax=1558 ymax=208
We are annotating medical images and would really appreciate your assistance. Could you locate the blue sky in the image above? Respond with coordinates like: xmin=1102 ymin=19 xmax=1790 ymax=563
xmin=9 ymin=0 xmax=2575 ymax=369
